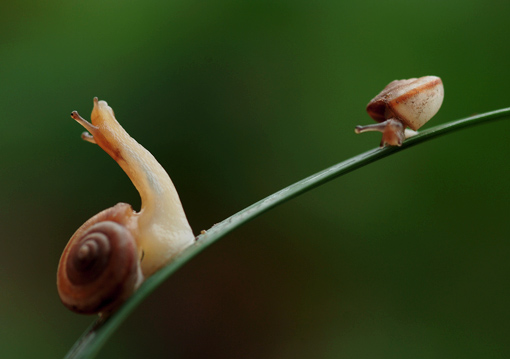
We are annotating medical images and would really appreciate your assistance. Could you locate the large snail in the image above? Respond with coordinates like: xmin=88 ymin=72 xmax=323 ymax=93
xmin=355 ymin=76 xmax=444 ymax=146
xmin=57 ymin=98 xmax=195 ymax=315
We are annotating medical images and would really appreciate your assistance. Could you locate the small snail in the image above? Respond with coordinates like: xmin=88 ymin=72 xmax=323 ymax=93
xmin=355 ymin=76 xmax=444 ymax=146
xmin=57 ymin=98 xmax=195 ymax=315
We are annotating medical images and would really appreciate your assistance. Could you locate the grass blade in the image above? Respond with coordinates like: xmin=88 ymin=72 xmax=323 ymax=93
xmin=64 ymin=107 xmax=510 ymax=358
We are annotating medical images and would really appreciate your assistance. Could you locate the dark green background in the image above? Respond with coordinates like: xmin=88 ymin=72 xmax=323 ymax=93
xmin=1 ymin=1 xmax=509 ymax=358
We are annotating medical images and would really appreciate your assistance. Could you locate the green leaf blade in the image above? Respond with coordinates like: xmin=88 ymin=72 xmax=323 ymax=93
xmin=64 ymin=107 xmax=510 ymax=358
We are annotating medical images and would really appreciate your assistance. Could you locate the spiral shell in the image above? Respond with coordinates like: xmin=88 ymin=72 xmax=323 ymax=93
xmin=57 ymin=204 xmax=143 ymax=314
xmin=366 ymin=76 xmax=444 ymax=131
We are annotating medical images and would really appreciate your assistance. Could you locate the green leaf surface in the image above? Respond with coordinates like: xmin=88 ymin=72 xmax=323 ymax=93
xmin=64 ymin=107 xmax=510 ymax=359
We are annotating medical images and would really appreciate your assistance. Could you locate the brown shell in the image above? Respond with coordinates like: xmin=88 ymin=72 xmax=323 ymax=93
xmin=366 ymin=76 xmax=444 ymax=131
xmin=57 ymin=203 xmax=143 ymax=314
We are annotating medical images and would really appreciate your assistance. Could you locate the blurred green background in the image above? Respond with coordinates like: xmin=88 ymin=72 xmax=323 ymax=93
xmin=1 ymin=0 xmax=509 ymax=358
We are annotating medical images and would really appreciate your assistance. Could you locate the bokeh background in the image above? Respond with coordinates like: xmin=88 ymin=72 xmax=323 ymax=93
xmin=1 ymin=1 xmax=509 ymax=358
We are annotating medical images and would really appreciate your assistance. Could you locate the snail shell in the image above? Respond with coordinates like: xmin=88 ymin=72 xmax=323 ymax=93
xmin=57 ymin=204 xmax=143 ymax=314
xmin=355 ymin=76 xmax=444 ymax=146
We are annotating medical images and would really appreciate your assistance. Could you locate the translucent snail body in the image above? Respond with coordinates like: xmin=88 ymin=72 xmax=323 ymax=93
xmin=57 ymin=98 xmax=195 ymax=314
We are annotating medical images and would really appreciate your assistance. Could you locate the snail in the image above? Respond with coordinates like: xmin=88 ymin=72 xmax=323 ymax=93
xmin=57 ymin=98 xmax=195 ymax=315
xmin=355 ymin=76 xmax=444 ymax=147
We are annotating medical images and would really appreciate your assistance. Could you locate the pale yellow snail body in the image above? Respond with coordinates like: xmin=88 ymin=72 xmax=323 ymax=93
xmin=355 ymin=76 xmax=444 ymax=146
xmin=57 ymin=98 xmax=195 ymax=314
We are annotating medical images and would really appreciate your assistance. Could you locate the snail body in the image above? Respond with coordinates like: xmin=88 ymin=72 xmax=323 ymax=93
xmin=57 ymin=98 xmax=195 ymax=314
xmin=355 ymin=76 xmax=444 ymax=146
